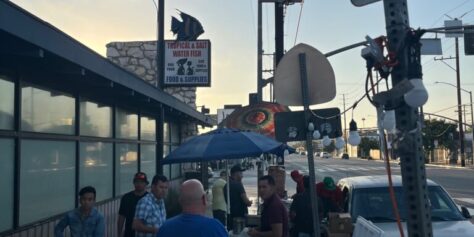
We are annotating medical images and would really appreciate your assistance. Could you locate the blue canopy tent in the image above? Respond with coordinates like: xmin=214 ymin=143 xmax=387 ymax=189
xmin=161 ymin=127 xmax=288 ymax=164
xmin=160 ymin=127 xmax=293 ymax=225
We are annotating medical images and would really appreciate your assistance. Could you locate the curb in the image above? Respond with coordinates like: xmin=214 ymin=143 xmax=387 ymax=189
xmin=363 ymin=157 xmax=474 ymax=170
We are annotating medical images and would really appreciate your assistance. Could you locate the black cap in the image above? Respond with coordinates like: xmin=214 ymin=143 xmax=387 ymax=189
xmin=133 ymin=172 xmax=149 ymax=184
xmin=230 ymin=164 xmax=246 ymax=174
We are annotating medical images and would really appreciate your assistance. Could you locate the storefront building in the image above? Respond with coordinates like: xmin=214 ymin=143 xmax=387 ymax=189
xmin=0 ymin=1 xmax=214 ymax=236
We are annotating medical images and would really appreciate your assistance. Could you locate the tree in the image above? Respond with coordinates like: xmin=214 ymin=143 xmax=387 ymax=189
xmin=358 ymin=137 xmax=379 ymax=158
xmin=422 ymin=119 xmax=457 ymax=163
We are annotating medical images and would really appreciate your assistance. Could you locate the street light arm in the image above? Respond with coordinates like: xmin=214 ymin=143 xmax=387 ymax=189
xmin=435 ymin=81 xmax=471 ymax=94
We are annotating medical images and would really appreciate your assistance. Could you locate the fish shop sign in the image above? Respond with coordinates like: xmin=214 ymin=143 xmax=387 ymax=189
xmin=164 ymin=40 xmax=211 ymax=87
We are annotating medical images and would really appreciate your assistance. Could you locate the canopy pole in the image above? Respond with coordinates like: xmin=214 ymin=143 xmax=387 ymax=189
xmin=226 ymin=159 xmax=230 ymax=228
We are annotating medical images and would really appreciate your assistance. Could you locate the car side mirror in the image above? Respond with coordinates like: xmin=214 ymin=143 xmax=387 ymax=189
xmin=461 ymin=206 xmax=471 ymax=219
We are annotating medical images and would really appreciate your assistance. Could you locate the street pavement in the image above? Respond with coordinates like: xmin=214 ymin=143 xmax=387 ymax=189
xmin=231 ymin=154 xmax=474 ymax=215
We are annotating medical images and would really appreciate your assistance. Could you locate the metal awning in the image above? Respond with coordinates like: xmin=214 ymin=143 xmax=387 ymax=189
xmin=0 ymin=1 xmax=215 ymax=126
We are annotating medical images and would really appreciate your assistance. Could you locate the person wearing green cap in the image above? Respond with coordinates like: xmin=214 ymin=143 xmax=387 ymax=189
xmin=316 ymin=176 xmax=343 ymax=219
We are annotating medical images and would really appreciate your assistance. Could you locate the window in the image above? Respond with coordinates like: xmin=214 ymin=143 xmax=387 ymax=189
xmin=0 ymin=139 xmax=14 ymax=232
xmin=80 ymin=100 xmax=112 ymax=137
xmin=140 ymin=144 xmax=156 ymax=177
xmin=162 ymin=144 xmax=170 ymax=179
xmin=80 ymin=142 xmax=113 ymax=202
xmin=351 ymin=186 xmax=464 ymax=223
xmin=116 ymin=143 xmax=138 ymax=195
xmin=170 ymin=145 xmax=181 ymax=179
xmin=140 ymin=116 xmax=156 ymax=141
xmin=115 ymin=108 xmax=138 ymax=139
xmin=170 ymin=123 xmax=180 ymax=143
xmin=21 ymin=86 xmax=75 ymax=134
xmin=0 ymin=78 xmax=14 ymax=130
xmin=163 ymin=122 xmax=170 ymax=143
xmin=20 ymin=140 xmax=75 ymax=226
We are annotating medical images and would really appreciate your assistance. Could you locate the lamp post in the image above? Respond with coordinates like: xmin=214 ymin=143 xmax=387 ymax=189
xmin=435 ymin=81 xmax=473 ymax=165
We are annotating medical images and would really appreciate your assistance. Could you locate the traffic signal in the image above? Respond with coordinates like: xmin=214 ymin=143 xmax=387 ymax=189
xmin=464 ymin=25 xmax=474 ymax=55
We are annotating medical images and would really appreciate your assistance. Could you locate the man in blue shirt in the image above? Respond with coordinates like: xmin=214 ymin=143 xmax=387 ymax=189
xmin=54 ymin=186 xmax=105 ymax=237
xmin=133 ymin=175 xmax=168 ymax=237
xmin=156 ymin=179 xmax=227 ymax=237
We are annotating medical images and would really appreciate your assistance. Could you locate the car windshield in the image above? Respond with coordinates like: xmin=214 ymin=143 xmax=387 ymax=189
xmin=351 ymin=186 xmax=465 ymax=223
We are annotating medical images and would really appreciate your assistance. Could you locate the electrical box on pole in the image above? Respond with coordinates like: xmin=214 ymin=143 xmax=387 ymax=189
xmin=464 ymin=25 xmax=474 ymax=55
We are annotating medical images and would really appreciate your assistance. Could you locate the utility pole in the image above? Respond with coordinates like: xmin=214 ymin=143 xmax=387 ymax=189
xmin=274 ymin=1 xmax=285 ymax=66
xmin=382 ymin=0 xmax=433 ymax=236
xmin=257 ymin=0 xmax=285 ymax=102
xmin=469 ymin=91 xmax=474 ymax=164
xmin=156 ymin=0 xmax=165 ymax=173
xmin=257 ymin=0 xmax=263 ymax=102
xmin=342 ymin=94 xmax=348 ymax=154
xmin=455 ymin=31 xmax=466 ymax=167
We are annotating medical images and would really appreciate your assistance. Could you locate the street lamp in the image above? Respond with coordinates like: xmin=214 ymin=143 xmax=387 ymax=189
xmin=435 ymin=81 xmax=473 ymax=166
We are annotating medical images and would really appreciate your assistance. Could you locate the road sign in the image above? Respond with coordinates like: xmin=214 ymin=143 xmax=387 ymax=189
xmin=274 ymin=43 xmax=336 ymax=106
xmin=420 ymin=38 xmax=442 ymax=55
xmin=274 ymin=108 xmax=342 ymax=142
xmin=445 ymin=20 xmax=463 ymax=38
xmin=351 ymin=0 xmax=381 ymax=7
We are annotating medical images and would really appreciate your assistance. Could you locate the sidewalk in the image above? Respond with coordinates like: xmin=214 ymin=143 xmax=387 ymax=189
xmin=206 ymin=166 xmax=296 ymax=217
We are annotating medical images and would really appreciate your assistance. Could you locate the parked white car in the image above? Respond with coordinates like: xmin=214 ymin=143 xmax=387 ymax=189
xmin=337 ymin=175 xmax=474 ymax=237
xmin=320 ymin=152 xmax=331 ymax=159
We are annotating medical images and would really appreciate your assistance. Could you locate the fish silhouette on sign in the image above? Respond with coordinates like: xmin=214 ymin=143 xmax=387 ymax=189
xmin=171 ymin=10 xmax=204 ymax=41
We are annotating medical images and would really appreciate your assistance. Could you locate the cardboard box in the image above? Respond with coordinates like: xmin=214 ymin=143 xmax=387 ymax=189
xmin=328 ymin=212 xmax=353 ymax=233
xmin=327 ymin=232 xmax=351 ymax=237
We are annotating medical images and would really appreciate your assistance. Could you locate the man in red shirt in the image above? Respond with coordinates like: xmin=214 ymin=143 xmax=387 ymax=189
xmin=316 ymin=176 xmax=343 ymax=219
xmin=248 ymin=175 xmax=289 ymax=237
xmin=290 ymin=170 xmax=304 ymax=197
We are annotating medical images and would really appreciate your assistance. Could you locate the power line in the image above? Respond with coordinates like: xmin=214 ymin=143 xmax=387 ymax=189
xmin=428 ymin=0 xmax=471 ymax=27
xmin=293 ymin=0 xmax=304 ymax=46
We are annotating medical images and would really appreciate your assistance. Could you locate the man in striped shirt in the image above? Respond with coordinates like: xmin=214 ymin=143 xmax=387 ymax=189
xmin=132 ymin=175 xmax=168 ymax=237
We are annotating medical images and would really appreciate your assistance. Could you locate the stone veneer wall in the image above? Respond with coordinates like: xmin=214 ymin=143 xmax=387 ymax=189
xmin=105 ymin=41 xmax=198 ymax=138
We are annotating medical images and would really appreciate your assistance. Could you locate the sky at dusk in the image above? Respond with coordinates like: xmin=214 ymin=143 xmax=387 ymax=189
xmin=11 ymin=0 xmax=474 ymax=129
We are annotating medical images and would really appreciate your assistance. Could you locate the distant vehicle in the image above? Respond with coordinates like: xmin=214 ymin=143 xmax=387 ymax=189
xmin=320 ymin=152 xmax=331 ymax=159
xmin=314 ymin=152 xmax=321 ymax=157
xmin=337 ymin=175 xmax=474 ymax=237
xmin=340 ymin=153 xmax=349 ymax=159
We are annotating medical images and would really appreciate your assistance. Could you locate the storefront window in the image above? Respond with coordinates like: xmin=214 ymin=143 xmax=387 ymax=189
xmin=0 ymin=78 xmax=14 ymax=130
xmin=163 ymin=122 xmax=170 ymax=143
xmin=116 ymin=143 xmax=138 ymax=195
xmin=0 ymin=139 xmax=14 ymax=232
xmin=80 ymin=142 xmax=113 ymax=202
xmin=140 ymin=144 xmax=156 ymax=177
xmin=80 ymin=100 xmax=112 ymax=137
xmin=21 ymin=86 xmax=75 ymax=134
xmin=140 ymin=116 xmax=156 ymax=141
xmin=116 ymin=108 xmax=138 ymax=139
xmin=20 ymin=140 xmax=75 ymax=226
xmin=170 ymin=123 xmax=180 ymax=143
xmin=170 ymin=145 xmax=181 ymax=179
xmin=163 ymin=144 xmax=170 ymax=179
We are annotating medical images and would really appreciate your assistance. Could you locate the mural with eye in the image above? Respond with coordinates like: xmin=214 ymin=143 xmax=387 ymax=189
xmin=224 ymin=102 xmax=290 ymax=138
